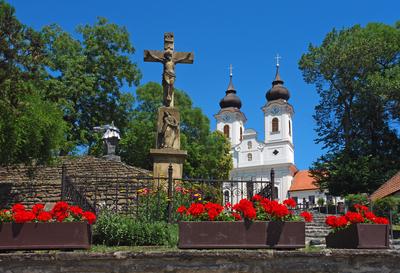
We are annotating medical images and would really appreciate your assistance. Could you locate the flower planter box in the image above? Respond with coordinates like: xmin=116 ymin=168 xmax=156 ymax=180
xmin=178 ymin=221 xmax=305 ymax=249
xmin=0 ymin=222 xmax=92 ymax=250
xmin=325 ymin=223 xmax=389 ymax=249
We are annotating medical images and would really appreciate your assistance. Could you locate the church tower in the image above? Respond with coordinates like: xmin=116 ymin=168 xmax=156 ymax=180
xmin=215 ymin=65 xmax=246 ymax=146
xmin=262 ymin=61 xmax=294 ymax=165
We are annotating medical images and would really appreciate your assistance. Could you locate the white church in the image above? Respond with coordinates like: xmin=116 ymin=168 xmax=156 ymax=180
xmin=215 ymin=62 xmax=330 ymax=205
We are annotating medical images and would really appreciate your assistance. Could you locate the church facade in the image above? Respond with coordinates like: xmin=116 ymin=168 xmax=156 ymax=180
xmin=215 ymin=64 xmax=320 ymax=204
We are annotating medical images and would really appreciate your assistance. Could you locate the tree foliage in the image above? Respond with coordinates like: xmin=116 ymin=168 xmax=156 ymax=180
xmin=0 ymin=1 xmax=66 ymax=165
xmin=119 ymin=82 xmax=232 ymax=179
xmin=43 ymin=17 xmax=142 ymax=153
xmin=0 ymin=1 xmax=231 ymax=179
xmin=299 ymin=22 xmax=400 ymax=195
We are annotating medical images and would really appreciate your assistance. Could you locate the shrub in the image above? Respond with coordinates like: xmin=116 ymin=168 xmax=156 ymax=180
xmin=345 ymin=193 xmax=369 ymax=210
xmin=93 ymin=211 xmax=177 ymax=246
xmin=372 ymin=197 xmax=400 ymax=224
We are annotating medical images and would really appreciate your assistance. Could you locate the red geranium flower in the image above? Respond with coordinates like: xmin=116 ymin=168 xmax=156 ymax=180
xmin=300 ymin=211 xmax=313 ymax=222
xmin=51 ymin=201 xmax=70 ymax=222
xmin=364 ymin=211 xmax=377 ymax=222
xmin=82 ymin=211 xmax=96 ymax=224
xmin=204 ymin=202 xmax=224 ymax=221
xmin=374 ymin=217 xmax=389 ymax=225
xmin=345 ymin=211 xmax=364 ymax=224
xmin=32 ymin=203 xmax=45 ymax=216
xmin=69 ymin=205 xmax=83 ymax=217
xmin=325 ymin=216 xmax=337 ymax=227
xmin=283 ymin=198 xmax=297 ymax=208
xmin=354 ymin=204 xmax=369 ymax=213
xmin=12 ymin=203 xmax=26 ymax=213
xmin=232 ymin=212 xmax=242 ymax=221
xmin=187 ymin=203 xmax=205 ymax=217
xmin=233 ymin=199 xmax=256 ymax=219
xmin=176 ymin=205 xmax=187 ymax=215
xmin=252 ymin=194 xmax=263 ymax=202
xmin=13 ymin=210 xmax=35 ymax=223
xmin=336 ymin=216 xmax=348 ymax=228
xmin=37 ymin=211 xmax=52 ymax=222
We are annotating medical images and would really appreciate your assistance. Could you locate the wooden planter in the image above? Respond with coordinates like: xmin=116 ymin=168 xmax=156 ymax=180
xmin=325 ymin=223 xmax=389 ymax=249
xmin=178 ymin=221 xmax=305 ymax=249
xmin=0 ymin=222 xmax=92 ymax=250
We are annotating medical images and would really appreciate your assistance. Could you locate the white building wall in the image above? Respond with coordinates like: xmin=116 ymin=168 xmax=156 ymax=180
xmin=215 ymin=112 xmax=245 ymax=147
xmin=288 ymin=190 xmax=326 ymax=205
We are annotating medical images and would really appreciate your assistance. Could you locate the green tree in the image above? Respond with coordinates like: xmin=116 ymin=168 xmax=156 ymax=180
xmin=119 ymin=82 xmax=232 ymax=179
xmin=0 ymin=1 xmax=66 ymax=165
xmin=43 ymin=17 xmax=142 ymax=154
xmin=299 ymin=22 xmax=400 ymax=195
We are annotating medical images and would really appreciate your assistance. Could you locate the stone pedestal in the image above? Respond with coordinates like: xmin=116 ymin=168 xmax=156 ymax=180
xmin=150 ymin=148 xmax=187 ymax=179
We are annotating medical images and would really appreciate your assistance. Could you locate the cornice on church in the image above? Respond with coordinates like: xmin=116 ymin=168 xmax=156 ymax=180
xmin=214 ymin=107 xmax=247 ymax=123
xmin=261 ymin=99 xmax=294 ymax=115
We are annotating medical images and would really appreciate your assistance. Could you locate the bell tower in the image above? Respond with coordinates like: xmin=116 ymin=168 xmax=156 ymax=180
xmin=215 ymin=65 xmax=246 ymax=146
xmin=262 ymin=60 xmax=294 ymax=164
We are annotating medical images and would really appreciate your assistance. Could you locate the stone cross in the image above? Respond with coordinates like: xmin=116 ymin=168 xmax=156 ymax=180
xmin=144 ymin=32 xmax=194 ymax=107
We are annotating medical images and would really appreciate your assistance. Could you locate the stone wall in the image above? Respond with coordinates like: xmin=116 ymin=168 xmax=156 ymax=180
xmin=0 ymin=250 xmax=398 ymax=273
xmin=0 ymin=156 xmax=151 ymax=208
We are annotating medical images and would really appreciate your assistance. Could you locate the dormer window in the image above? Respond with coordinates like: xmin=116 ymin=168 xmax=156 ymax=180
xmin=272 ymin=118 xmax=279 ymax=133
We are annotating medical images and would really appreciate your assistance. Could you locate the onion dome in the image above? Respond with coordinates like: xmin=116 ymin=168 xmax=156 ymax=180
xmin=219 ymin=65 xmax=242 ymax=109
xmin=266 ymin=64 xmax=290 ymax=101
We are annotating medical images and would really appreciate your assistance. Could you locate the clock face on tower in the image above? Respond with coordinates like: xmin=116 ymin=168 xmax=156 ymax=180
xmin=222 ymin=114 xmax=231 ymax=122
xmin=271 ymin=107 xmax=280 ymax=115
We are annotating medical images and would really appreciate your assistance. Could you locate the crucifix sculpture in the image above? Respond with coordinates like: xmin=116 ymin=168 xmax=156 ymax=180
xmin=144 ymin=32 xmax=194 ymax=107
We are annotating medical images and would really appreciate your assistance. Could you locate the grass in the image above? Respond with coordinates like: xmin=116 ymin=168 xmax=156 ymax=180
xmin=89 ymin=244 xmax=178 ymax=253
xmin=301 ymin=245 xmax=324 ymax=253
xmin=392 ymin=225 xmax=400 ymax=231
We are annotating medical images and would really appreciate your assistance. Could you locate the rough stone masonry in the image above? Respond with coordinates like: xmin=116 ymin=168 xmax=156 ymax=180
xmin=0 ymin=249 xmax=399 ymax=273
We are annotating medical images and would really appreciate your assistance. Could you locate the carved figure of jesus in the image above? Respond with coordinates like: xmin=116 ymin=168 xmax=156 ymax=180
xmin=144 ymin=33 xmax=194 ymax=107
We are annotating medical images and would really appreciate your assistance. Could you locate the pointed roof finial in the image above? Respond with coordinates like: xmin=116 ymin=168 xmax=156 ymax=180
xmin=227 ymin=64 xmax=235 ymax=92
xmin=273 ymin=54 xmax=283 ymax=84
xmin=219 ymin=64 xmax=242 ymax=109
xmin=275 ymin=53 xmax=281 ymax=67
xmin=266 ymin=54 xmax=290 ymax=102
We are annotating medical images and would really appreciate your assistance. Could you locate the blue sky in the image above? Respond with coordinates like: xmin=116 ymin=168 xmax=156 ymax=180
xmin=9 ymin=0 xmax=399 ymax=170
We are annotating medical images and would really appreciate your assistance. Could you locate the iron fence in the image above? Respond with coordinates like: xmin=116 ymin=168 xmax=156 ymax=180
xmin=61 ymin=164 xmax=274 ymax=223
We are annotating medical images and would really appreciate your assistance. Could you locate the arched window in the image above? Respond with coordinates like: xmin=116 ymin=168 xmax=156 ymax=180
xmin=289 ymin=120 xmax=292 ymax=136
xmin=247 ymin=141 xmax=252 ymax=150
xmin=247 ymin=153 xmax=252 ymax=161
xmin=272 ymin=118 xmax=279 ymax=132
xmin=223 ymin=125 xmax=230 ymax=138
xmin=240 ymin=127 xmax=243 ymax=141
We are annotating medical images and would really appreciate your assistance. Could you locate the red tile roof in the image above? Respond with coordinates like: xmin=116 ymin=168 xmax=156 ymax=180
xmin=289 ymin=170 xmax=319 ymax=192
xmin=370 ymin=171 xmax=400 ymax=201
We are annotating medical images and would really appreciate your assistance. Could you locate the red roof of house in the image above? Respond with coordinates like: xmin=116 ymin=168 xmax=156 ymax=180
xmin=370 ymin=171 xmax=400 ymax=201
xmin=289 ymin=170 xmax=319 ymax=192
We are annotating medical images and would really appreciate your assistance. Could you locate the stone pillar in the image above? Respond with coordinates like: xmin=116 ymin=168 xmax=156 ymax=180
xmin=151 ymin=106 xmax=187 ymax=179
xmin=150 ymin=148 xmax=187 ymax=179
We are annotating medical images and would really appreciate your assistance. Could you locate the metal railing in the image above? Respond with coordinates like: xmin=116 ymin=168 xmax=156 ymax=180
xmin=61 ymin=164 xmax=274 ymax=223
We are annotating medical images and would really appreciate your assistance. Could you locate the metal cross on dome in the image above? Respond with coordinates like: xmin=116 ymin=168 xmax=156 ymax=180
xmin=228 ymin=64 xmax=234 ymax=77
xmin=275 ymin=53 xmax=282 ymax=67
